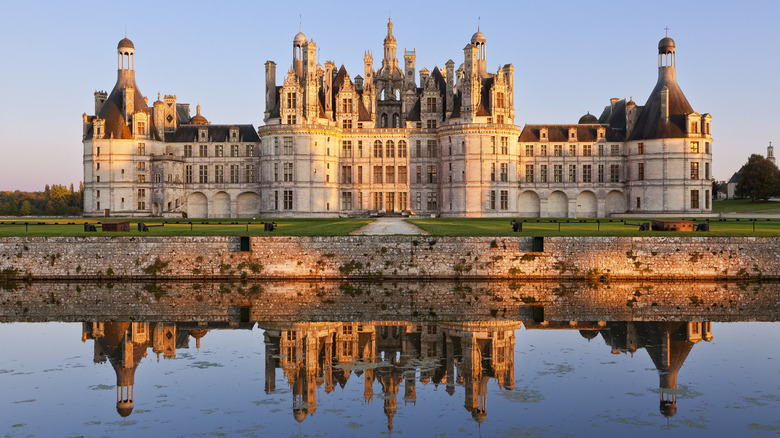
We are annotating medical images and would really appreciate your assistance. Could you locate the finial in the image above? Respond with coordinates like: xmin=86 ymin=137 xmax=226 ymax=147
xmin=299 ymin=14 xmax=302 ymax=32
xmin=664 ymin=26 xmax=670 ymax=37
xmin=196 ymin=104 xmax=201 ymax=115
xmin=124 ymin=25 xmax=127 ymax=38
xmin=157 ymin=92 xmax=160 ymax=101
xmin=478 ymin=16 xmax=481 ymax=32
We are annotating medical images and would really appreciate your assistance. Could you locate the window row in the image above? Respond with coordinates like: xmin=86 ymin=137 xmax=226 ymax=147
xmin=524 ymin=144 xmax=620 ymax=157
xmin=185 ymin=165 xmax=256 ymax=184
xmin=184 ymin=144 xmax=256 ymax=158
xmin=524 ymin=164 xmax=620 ymax=183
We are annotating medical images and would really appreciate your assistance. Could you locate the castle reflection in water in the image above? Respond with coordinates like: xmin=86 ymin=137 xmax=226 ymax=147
xmin=81 ymin=319 xmax=712 ymax=429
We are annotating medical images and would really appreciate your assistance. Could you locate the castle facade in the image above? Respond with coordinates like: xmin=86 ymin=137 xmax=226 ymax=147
xmin=83 ymin=20 xmax=713 ymax=218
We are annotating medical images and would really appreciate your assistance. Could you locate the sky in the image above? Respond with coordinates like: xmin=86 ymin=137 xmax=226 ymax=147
xmin=0 ymin=0 xmax=778 ymax=191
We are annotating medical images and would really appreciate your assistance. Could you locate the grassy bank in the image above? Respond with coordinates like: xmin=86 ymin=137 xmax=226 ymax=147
xmin=712 ymin=199 xmax=780 ymax=213
xmin=0 ymin=218 xmax=371 ymax=237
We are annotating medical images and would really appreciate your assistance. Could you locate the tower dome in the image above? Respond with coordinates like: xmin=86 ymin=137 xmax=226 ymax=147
xmin=658 ymin=37 xmax=675 ymax=54
xmin=117 ymin=37 xmax=134 ymax=50
xmin=293 ymin=31 xmax=307 ymax=46
xmin=471 ymin=30 xmax=486 ymax=44
xmin=190 ymin=104 xmax=208 ymax=125
xmin=578 ymin=112 xmax=599 ymax=124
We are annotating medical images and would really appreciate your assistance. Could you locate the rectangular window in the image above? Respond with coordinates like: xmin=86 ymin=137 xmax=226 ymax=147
xmin=598 ymin=164 xmax=604 ymax=183
xmin=137 ymin=143 xmax=146 ymax=155
xmin=426 ymin=120 xmax=437 ymax=129
xmin=137 ymin=162 xmax=146 ymax=171
xmin=373 ymin=192 xmax=383 ymax=210
xmin=638 ymin=143 xmax=644 ymax=154
xmin=500 ymin=190 xmax=508 ymax=210
xmin=341 ymin=192 xmax=353 ymax=210
xmin=500 ymin=137 xmax=508 ymax=155
xmin=138 ymin=174 xmax=146 ymax=183
xmin=274 ymin=191 xmax=278 ymax=210
xmin=525 ymin=145 xmax=534 ymax=157
xmin=398 ymin=141 xmax=407 ymax=158
xmin=373 ymin=166 xmax=383 ymax=183
xmin=690 ymin=141 xmax=699 ymax=153
xmin=342 ymin=98 xmax=352 ymax=113
xmin=583 ymin=144 xmax=592 ymax=157
xmin=415 ymin=140 xmax=422 ymax=157
xmin=540 ymin=165 xmax=547 ymax=182
xmin=568 ymin=164 xmax=576 ymax=183
xmin=569 ymin=144 xmax=576 ymax=157
xmin=283 ymin=162 xmax=294 ymax=182
xmin=489 ymin=190 xmax=496 ymax=209
xmin=427 ymin=192 xmax=437 ymax=210
xmin=184 ymin=145 xmax=192 ymax=157
xmin=357 ymin=166 xmax=363 ymax=184
xmin=490 ymin=163 xmax=496 ymax=181
xmin=246 ymin=145 xmax=255 ymax=157
xmin=137 ymin=201 xmax=145 ymax=210
xmin=342 ymin=140 xmax=352 ymax=157
xmin=398 ymin=166 xmax=407 ymax=184
xmin=705 ymin=142 xmax=711 ymax=154
xmin=399 ymin=192 xmax=407 ymax=210
xmin=185 ymin=165 xmax=193 ymax=183
xmin=610 ymin=145 xmax=620 ymax=156
xmin=283 ymin=137 xmax=293 ymax=155
xmin=554 ymin=145 xmax=562 ymax=157
xmin=690 ymin=162 xmax=699 ymax=180
xmin=416 ymin=192 xmax=422 ymax=210
xmin=274 ymin=137 xmax=279 ymax=155
xmin=286 ymin=92 xmax=297 ymax=109
xmin=638 ymin=163 xmax=645 ymax=180
xmin=583 ymin=164 xmax=592 ymax=183
xmin=358 ymin=192 xmax=363 ymax=209
xmin=385 ymin=166 xmax=395 ymax=184
xmin=427 ymin=165 xmax=438 ymax=183
xmin=245 ymin=165 xmax=255 ymax=183
xmin=705 ymin=190 xmax=710 ymax=209
xmin=137 ymin=188 xmax=145 ymax=198
xmin=426 ymin=97 xmax=436 ymax=112
xmin=283 ymin=190 xmax=293 ymax=210
xmin=598 ymin=144 xmax=604 ymax=156
xmin=374 ymin=141 xmax=382 ymax=158
xmin=215 ymin=145 xmax=223 ymax=157
xmin=199 ymin=165 xmax=208 ymax=183
xmin=386 ymin=141 xmax=395 ymax=158
xmin=500 ymin=163 xmax=508 ymax=182
xmin=230 ymin=164 xmax=239 ymax=183
xmin=427 ymin=140 xmax=438 ymax=158
xmin=341 ymin=166 xmax=352 ymax=184
xmin=358 ymin=140 xmax=363 ymax=157
xmin=705 ymin=162 xmax=710 ymax=180
xmin=691 ymin=190 xmax=700 ymax=209
xmin=385 ymin=192 xmax=395 ymax=211
xmin=199 ymin=144 xmax=208 ymax=157
xmin=231 ymin=145 xmax=239 ymax=157
xmin=636 ymin=197 xmax=641 ymax=209
xmin=342 ymin=119 xmax=352 ymax=129
xmin=610 ymin=164 xmax=619 ymax=183
xmin=554 ymin=165 xmax=563 ymax=183
xmin=214 ymin=165 xmax=224 ymax=183
xmin=490 ymin=137 xmax=496 ymax=154
xmin=416 ymin=166 xmax=422 ymax=184
xmin=273 ymin=163 xmax=279 ymax=182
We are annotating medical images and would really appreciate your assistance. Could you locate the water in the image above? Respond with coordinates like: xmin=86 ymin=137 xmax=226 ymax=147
xmin=1 ymin=281 xmax=779 ymax=437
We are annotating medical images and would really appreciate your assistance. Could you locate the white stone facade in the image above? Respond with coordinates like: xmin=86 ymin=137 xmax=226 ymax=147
xmin=82 ymin=24 xmax=712 ymax=218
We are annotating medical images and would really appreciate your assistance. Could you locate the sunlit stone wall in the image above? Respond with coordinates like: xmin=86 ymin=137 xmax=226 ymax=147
xmin=1 ymin=236 xmax=780 ymax=280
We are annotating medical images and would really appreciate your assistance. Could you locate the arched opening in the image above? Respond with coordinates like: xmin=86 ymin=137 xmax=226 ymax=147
xmin=187 ymin=192 xmax=208 ymax=218
xmin=392 ymin=113 xmax=399 ymax=128
xmin=605 ymin=190 xmax=627 ymax=216
xmin=547 ymin=191 xmax=568 ymax=217
xmin=236 ymin=192 xmax=261 ymax=218
xmin=213 ymin=191 xmax=230 ymax=218
xmin=576 ymin=191 xmax=597 ymax=218
xmin=381 ymin=113 xmax=388 ymax=128
xmin=517 ymin=191 xmax=540 ymax=217
xmin=152 ymin=202 xmax=160 ymax=216
xmin=394 ymin=89 xmax=399 ymax=100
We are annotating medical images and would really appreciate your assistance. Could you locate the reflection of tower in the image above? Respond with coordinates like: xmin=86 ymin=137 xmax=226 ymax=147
xmin=599 ymin=321 xmax=713 ymax=419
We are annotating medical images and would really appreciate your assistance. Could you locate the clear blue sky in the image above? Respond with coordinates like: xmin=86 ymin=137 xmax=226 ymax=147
xmin=1 ymin=0 xmax=777 ymax=191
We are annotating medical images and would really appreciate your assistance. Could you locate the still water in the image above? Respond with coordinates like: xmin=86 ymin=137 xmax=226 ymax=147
xmin=1 ymin=282 xmax=779 ymax=437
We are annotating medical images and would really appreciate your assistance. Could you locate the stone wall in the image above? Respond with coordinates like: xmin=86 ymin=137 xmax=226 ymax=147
xmin=2 ymin=236 xmax=780 ymax=280
xmin=2 ymin=280 xmax=778 ymax=323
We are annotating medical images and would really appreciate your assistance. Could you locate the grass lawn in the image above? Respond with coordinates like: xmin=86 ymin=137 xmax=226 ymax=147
xmin=408 ymin=217 xmax=780 ymax=237
xmin=711 ymin=199 xmax=780 ymax=213
xmin=0 ymin=217 xmax=372 ymax=237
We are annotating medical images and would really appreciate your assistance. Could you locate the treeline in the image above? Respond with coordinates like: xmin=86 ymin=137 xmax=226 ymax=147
xmin=0 ymin=183 xmax=83 ymax=216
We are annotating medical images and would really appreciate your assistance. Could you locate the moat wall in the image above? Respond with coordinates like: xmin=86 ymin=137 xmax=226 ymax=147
xmin=2 ymin=236 xmax=780 ymax=280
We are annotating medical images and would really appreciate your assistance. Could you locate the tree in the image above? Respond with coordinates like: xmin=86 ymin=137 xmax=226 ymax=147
xmin=735 ymin=154 xmax=780 ymax=201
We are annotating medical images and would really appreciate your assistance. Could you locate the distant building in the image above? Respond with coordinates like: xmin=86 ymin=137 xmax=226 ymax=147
xmin=83 ymin=22 xmax=713 ymax=218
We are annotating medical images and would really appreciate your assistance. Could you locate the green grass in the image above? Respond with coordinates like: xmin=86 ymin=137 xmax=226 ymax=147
xmin=0 ymin=218 xmax=372 ymax=237
xmin=408 ymin=217 xmax=780 ymax=237
xmin=712 ymin=199 xmax=780 ymax=213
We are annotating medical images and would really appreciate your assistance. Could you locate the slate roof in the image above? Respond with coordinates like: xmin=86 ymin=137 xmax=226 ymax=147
xmin=165 ymin=124 xmax=260 ymax=142
xmin=84 ymin=72 xmax=156 ymax=141
xmin=629 ymin=68 xmax=694 ymax=141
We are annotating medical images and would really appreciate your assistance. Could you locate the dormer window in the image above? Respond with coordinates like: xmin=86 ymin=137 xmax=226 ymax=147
xmin=199 ymin=129 xmax=207 ymax=141
xmin=691 ymin=121 xmax=699 ymax=134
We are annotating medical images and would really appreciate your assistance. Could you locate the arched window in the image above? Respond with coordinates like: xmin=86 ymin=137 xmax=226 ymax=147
xmin=373 ymin=140 xmax=383 ymax=158
xmin=386 ymin=140 xmax=395 ymax=158
xmin=381 ymin=113 xmax=388 ymax=128
xmin=398 ymin=140 xmax=407 ymax=158
xmin=392 ymin=113 xmax=400 ymax=128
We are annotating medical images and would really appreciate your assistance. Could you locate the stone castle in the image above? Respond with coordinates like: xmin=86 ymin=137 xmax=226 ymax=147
xmin=82 ymin=20 xmax=713 ymax=218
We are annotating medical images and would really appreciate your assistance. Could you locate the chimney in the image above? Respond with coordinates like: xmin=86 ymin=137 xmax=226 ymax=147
xmin=660 ymin=87 xmax=669 ymax=122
